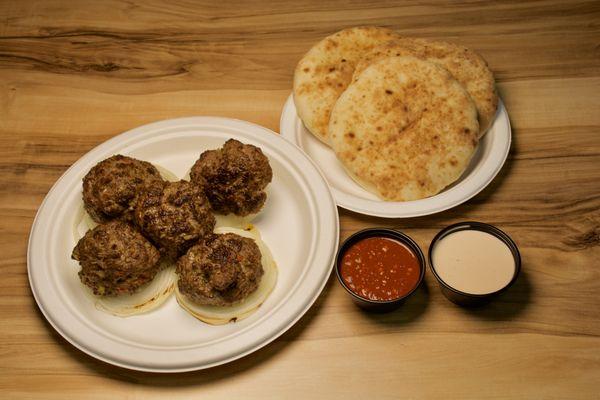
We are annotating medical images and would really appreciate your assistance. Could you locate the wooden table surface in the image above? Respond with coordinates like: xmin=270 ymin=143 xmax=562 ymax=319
xmin=1 ymin=1 xmax=599 ymax=398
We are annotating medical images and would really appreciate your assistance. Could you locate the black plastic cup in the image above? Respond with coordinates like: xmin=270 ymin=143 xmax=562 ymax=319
xmin=335 ymin=228 xmax=426 ymax=312
xmin=428 ymin=221 xmax=521 ymax=307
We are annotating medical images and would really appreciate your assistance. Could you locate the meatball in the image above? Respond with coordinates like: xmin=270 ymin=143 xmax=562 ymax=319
xmin=82 ymin=155 xmax=163 ymax=222
xmin=190 ymin=139 xmax=272 ymax=216
xmin=71 ymin=220 xmax=161 ymax=296
xmin=134 ymin=180 xmax=215 ymax=258
xmin=176 ymin=233 xmax=264 ymax=306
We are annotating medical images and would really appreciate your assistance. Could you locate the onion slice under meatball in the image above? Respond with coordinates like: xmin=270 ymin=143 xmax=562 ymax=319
xmin=154 ymin=164 xmax=178 ymax=182
xmin=175 ymin=226 xmax=278 ymax=325
xmin=73 ymin=204 xmax=98 ymax=242
xmin=213 ymin=213 xmax=256 ymax=230
xmin=89 ymin=262 xmax=177 ymax=317
xmin=73 ymin=182 xmax=179 ymax=316
xmin=73 ymin=209 xmax=177 ymax=316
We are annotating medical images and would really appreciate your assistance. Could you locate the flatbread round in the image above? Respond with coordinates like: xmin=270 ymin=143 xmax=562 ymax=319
xmin=352 ymin=38 xmax=497 ymax=136
xmin=329 ymin=56 xmax=480 ymax=201
xmin=293 ymin=27 xmax=401 ymax=145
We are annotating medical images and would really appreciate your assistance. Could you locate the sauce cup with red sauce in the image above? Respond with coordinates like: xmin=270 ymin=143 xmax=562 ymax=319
xmin=335 ymin=228 xmax=425 ymax=312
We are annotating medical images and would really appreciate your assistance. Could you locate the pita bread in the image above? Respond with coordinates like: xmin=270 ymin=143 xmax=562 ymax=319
xmin=353 ymin=38 xmax=497 ymax=136
xmin=293 ymin=27 xmax=401 ymax=145
xmin=329 ymin=56 xmax=479 ymax=201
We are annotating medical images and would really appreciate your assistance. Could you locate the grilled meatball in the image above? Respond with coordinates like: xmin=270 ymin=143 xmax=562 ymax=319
xmin=82 ymin=155 xmax=163 ymax=222
xmin=71 ymin=220 xmax=161 ymax=296
xmin=134 ymin=180 xmax=215 ymax=258
xmin=176 ymin=233 xmax=264 ymax=306
xmin=190 ymin=139 xmax=272 ymax=216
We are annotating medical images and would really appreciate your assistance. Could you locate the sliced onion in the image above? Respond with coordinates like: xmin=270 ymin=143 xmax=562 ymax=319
xmin=155 ymin=164 xmax=178 ymax=182
xmin=80 ymin=262 xmax=177 ymax=317
xmin=73 ymin=204 xmax=98 ymax=242
xmin=214 ymin=213 xmax=256 ymax=230
xmin=175 ymin=226 xmax=278 ymax=325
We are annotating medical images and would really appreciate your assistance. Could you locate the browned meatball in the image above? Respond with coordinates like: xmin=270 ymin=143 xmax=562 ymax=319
xmin=134 ymin=180 xmax=215 ymax=258
xmin=82 ymin=155 xmax=163 ymax=222
xmin=190 ymin=139 xmax=272 ymax=216
xmin=176 ymin=233 xmax=264 ymax=306
xmin=71 ymin=220 xmax=161 ymax=296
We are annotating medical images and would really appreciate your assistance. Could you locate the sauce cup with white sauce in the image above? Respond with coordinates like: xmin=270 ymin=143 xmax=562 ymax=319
xmin=428 ymin=222 xmax=521 ymax=306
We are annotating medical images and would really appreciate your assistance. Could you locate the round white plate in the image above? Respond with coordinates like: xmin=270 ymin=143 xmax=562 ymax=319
xmin=280 ymin=94 xmax=512 ymax=218
xmin=28 ymin=117 xmax=339 ymax=372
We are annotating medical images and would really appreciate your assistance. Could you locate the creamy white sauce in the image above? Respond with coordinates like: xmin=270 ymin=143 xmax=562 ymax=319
xmin=432 ymin=230 xmax=515 ymax=295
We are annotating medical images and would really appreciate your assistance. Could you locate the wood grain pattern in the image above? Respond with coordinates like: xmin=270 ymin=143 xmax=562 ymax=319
xmin=1 ymin=1 xmax=599 ymax=398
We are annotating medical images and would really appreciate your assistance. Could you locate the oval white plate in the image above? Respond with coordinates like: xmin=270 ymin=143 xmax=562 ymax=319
xmin=280 ymin=94 xmax=512 ymax=218
xmin=28 ymin=117 xmax=339 ymax=372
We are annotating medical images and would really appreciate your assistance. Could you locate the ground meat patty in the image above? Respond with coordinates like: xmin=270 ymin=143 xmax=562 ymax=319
xmin=82 ymin=155 xmax=163 ymax=222
xmin=134 ymin=180 xmax=216 ymax=258
xmin=176 ymin=233 xmax=264 ymax=306
xmin=71 ymin=220 xmax=161 ymax=296
xmin=190 ymin=139 xmax=272 ymax=216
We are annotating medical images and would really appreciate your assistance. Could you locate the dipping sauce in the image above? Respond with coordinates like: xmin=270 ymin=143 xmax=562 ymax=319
xmin=339 ymin=237 xmax=421 ymax=301
xmin=432 ymin=230 xmax=515 ymax=295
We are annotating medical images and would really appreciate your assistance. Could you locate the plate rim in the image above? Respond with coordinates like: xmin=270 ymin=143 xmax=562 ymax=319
xmin=27 ymin=116 xmax=339 ymax=372
xmin=280 ymin=93 xmax=512 ymax=218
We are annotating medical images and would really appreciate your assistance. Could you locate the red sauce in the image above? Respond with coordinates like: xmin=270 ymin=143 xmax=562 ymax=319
xmin=339 ymin=237 xmax=421 ymax=301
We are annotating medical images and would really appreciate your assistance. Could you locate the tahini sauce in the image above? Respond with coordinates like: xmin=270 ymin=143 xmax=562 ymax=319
xmin=432 ymin=230 xmax=515 ymax=295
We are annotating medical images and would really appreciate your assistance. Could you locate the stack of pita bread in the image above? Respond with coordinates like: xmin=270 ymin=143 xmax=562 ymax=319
xmin=293 ymin=27 xmax=498 ymax=201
